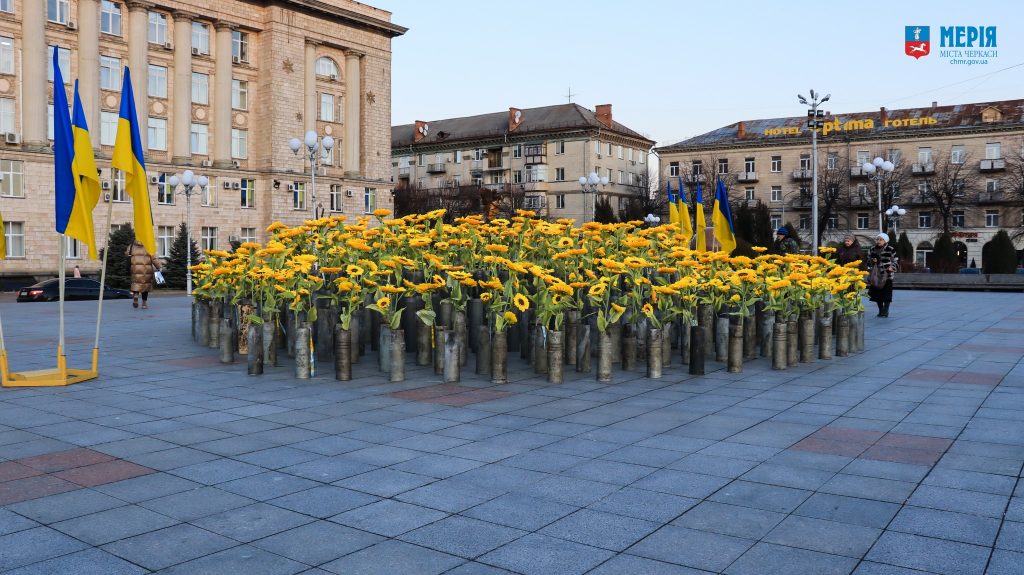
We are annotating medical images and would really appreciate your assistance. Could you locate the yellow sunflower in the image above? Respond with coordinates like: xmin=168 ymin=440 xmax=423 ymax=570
xmin=513 ymin=293 xmax=530 ymax=312
xmin=480 ymin=292 xmax=493 ymax=302
xmin=503 ymin=311 xmax=519 ymax=325
xmin=376 ymin=296 xmax=391 ymax=308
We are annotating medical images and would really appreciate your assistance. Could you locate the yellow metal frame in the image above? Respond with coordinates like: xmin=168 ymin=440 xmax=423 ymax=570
xmin=0 ymin=348 xmax=98 ymax=388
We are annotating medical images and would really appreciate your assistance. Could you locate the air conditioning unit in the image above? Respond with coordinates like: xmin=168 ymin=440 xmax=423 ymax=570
xmin=596 ymin=154 xmax=602 ymax=159
xmin=163 ymin=42 xmax=173 ymax=51
xmin=4 ymin=132 xmax=20 ymax=145
xmin=148 ymin=175 xmax=159 ymax=184
xmin=103 ymin=193 xmax=111 ymax=202
xmin=191 ymin=47 xmax=200 ymax=56
xmin=329 ymin=74 xmax=338 ymax=81
xmin=232 ymin=56 xmax=240 ymax=64
xmin=228 ymin=235 xmax=240 ymax=243
xmin=101 ymin=181 xmax=111 ymax=190
xmin=345 ymin=190 xmax=353 ymax=198
xmin=201 ymin=159 xmax=213 ymax=167
xmin=231 ymin=160 xmax=240 ymax=169
xmin=66 ymin=21 xmax=77 ymax=30
xmin=231 ymin=182 xmax=241 ymax=190
xmin=222 ymin=181 xmax=232 ymax=189
xmin=317 ymin=167 xmax=327 ymax=176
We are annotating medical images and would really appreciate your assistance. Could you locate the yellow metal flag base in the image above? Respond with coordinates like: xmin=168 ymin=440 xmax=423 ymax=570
xmin=0 ymin=348 xmax=98 ymax=388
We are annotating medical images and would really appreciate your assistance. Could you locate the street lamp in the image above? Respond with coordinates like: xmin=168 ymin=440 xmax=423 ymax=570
xmin=578 ymin=171 xmax=609 ymax=223
xmin=885 ymin=204 xmax=907 ymax=237
xmin=289 ymin=130 xmax=335 ymax=218
xmin=644 ymin=213 xmax=661 ymax=227
xmin=862 ymin=156 xmax=895 ymax=233
xmin=798 ymin=89 xmax=830 ymax=254
xmin=168 ymin=170 xmax=209 ymax=296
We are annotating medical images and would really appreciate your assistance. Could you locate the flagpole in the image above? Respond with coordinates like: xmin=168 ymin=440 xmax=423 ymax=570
xmin=58 ymin=234 xmax=67 ymax=376
xmin=92 ymin=193 xmax=115 ymax=372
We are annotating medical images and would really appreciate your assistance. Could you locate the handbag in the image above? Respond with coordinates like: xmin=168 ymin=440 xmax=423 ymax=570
xmin=868 ymin=265 xmax=886 ymax=289
xmin=154 ymin=270 xmax=166 ymax=285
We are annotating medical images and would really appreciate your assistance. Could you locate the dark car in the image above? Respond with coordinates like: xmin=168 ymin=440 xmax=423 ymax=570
xmin=17 ymin=279 xmax=132 ymax=302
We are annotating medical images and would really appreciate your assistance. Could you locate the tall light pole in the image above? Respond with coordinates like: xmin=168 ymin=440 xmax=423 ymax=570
xmin=885 ymin=204 xmax=906 ymax=238
xmin=289 ymin=130 xmax=335 ymax=218
xmin=798 ymin=90 xmax=830 ymax=254
xmin=862 ymin=156 xmax=895 ymax=233
xmin=169 ymin=170 xmax=209 ymax=296
xmin=578 ymin=171 xmax=609 ymax=223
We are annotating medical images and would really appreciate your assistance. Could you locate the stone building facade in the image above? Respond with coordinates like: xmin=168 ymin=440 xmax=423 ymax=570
xmin=656 ymin=100 xmax=1024 ymax=268
xmin=0 ymin=0 xmax=405 ymax=280
xmin=391 ymin=104 xmax=655 ymax=224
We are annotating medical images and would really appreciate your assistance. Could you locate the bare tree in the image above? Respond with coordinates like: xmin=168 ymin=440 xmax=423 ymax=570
xmin=1001 ymin=138 xmax=1024 ymax=239
xmin=919 ymin=148 xmax=981 ymax=234
xmin=619 ymin=163 xmax=668 ymax=223
xmin=394 ymin=180 xmax=481 ymax=222
xmin=815 ymin=150 xmax=851 ymax=246
xmin=845 ymin=154 xmax=913 ymax=232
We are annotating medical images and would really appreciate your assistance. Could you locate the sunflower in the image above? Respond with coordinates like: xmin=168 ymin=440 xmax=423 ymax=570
xmin=557 ymin=237 xmax=573 ymax=248
xmin=642 ymin=303 xmax=654 ymax=317
xmin=380 ymin=285 xmax=406 ymax=294
xmin=480 ymin=292 xmax=493 ymax=302
xmin=552 ymin=294 xmax=563 ymax=305
xmin=611 ymin=303 xmax=625 ymax=314
xmin=376 ymin=296 xmax=391 ymax=308
xmin=503 ymin=311 xmax=518 ymax=325
xmin=588 ymin=283 xmax=607 ymax=298
xmin=513 ymin=293 xmax=530 ymax=312
xmin=373 ymin=209 xmax=392 ymax=218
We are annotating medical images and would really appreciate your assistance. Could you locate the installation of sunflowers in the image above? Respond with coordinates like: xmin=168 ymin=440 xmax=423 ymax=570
xmin=190 ymin=209 xmax=867 ymax=383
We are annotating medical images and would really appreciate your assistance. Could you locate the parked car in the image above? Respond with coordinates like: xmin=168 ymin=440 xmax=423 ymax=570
xmin=17 ymin=279 xmax=132 ymax=302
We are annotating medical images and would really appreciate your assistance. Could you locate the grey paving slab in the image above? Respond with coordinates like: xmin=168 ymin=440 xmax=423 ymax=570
xmin=217 ymin=471 xmax=321 ymax=501
xmin=589 ymin=487 xmax=699 ymax=523
xmin=330 ymin=499 xmax=448 ymax=537
xmin=2 ymin=548 xmax=147 ymax=575
xmin=156 ymin=544 xmax=309 ymax=575
xmin=866 ymin=531 xmax=991 ymax=575
xmin=250 ymin=520 xmax=384 ymax=566
xmin=888 ymin=505 xmax=1002 ymax=546
xmin=708 ymin=480 xmax=812 ymax=514
xmin=588 ymin=554 xmax=713 ymax=574
xmin=793 ymin=493 xmax=902 ymax=528
xmin=762 ymin=514 xmax=881 ymax=558
xmin=101 ymin=523 xmax=237 ymax=570
xmin=539 ymin=508 xmax=660 ymax=552
xmin=627 ymin=525 xmax=755 ymax=572
xmin=724 ymin=542 xmax=859 ymax=575
xmin=478 ymin=532 xmax=615 ymax=575
xmin=8 ymin=488 xmax=127 ymax=524
xmin=400 ymin=515 xmax=527 ymax=559
xmin=50 ymin=505 xmax=179 ymax=546
xmin=987 ymin=549 xmax=1024 ymax=575
xmin=192 ymin=502 xmax=314 ymax=543
xmin=672 ymin=501 xmax=786 ymax=539
xmin=0 ymin=509 xmax=39 ymax=537
xmin=319 ymin=539 xmax=465 ymax=575
xmin=267 ymin=485 xmax=380 ymax=518
xmin=462 ymin=492 xmax=578 ymax=531
xmin=0 ymin=526 xmax=90 ymax=571
xmin=138 ymin=485 xmax=255 ymax=521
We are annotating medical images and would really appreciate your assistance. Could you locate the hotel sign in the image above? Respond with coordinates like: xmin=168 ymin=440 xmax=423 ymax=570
xmin=763 ymin=116 xmax=939 ymax=137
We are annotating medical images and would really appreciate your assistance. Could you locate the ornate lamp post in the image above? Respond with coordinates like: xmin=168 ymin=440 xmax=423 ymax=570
xmin=578 ymin=171 xmax=609 ymax=223
xmin=798 ymin=90 xmax=830 ymax=254
xmin=862 ymin=156 xmax=895 ymax=233
xmin=169 ymin=170 xmax=209 ymax=296
xmin=289 ymin=130 xmax=335 ymax=218
xmin=644 ymin=213 xmax=661 ymax=227
xmin=885 ymin=204 xmax=907 ymax=237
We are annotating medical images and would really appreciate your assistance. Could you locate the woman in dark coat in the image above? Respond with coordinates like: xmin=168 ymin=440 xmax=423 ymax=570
xmin=836 ymin=234 xmax=864 ymax=268
xmin=868 ymin=233 xmax=898 ymax=317
xmin=126 ymin=240 xmax=161 ymax=309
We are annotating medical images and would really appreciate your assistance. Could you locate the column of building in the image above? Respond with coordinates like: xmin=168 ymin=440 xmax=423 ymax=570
xmin=171 ymin=12 xmax=192 ymax=164
xmin=344 ymin=51 xmax=361 ymax=176
xmin=20 ymin=1 xmax=46 ymax=150
xmin=127 ymin=1 xmax=149 ymax=148
xmin=77 ymin=0 xmax=100 ymax=146
xmin=303 ymin=41 xmax=317 ymax=138
xmin=212 ymin=22 xmax=233 ymax=168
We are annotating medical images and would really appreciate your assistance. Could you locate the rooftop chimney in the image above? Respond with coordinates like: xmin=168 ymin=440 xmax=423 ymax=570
xmin=931 ymin=101 xmax=938 ymax=108
xmin=508 ymin=107 xmax=523 ymax=132
xmin=736 ymin=121 xmax=746 ymax=139
xmin=595 ymin=104 xmax=613 ymax=128
xmin=880 ymin=107 xmax=888 ymax=124
xmin=414 ymin=120 xmax=429 ymax=143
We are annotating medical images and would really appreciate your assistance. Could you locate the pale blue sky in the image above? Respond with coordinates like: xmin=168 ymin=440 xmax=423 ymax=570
xmin=375 ymin=0 xmax=1023 ymax=147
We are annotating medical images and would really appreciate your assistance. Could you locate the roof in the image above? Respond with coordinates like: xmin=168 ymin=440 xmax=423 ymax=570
xmin=279 ymin=0 xmax=407 ymax=37
xmin=392 ymin=104 xmax=654 ymax=149
xmin=657 ymin=99 xmax=1024 ymax=152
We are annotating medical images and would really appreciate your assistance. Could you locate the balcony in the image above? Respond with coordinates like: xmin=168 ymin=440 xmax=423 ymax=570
xmin=484 ymin=161 xmax=504 ymax=171
xmin=850 ymin=167 xmax=869 ymax=178
xmin=911 ymin=162 xmax=935 ymax=175
xmin=980 ymin=158 xmax=1005 ymax=171
xmin=909 ymin=195 xmax=932 ymax=205
xmin=744 ymin=199 xmax=760 ymax=207
xmin=520 ymin=181 xmax=549 ymax=192
xmin=791 ymin=169 xmax=812 ymax=180
xmin=978 ymin=191 xmax=1005 ymax=203
xmin=426 ymin=163 xmax=447 ymax=174
xmin=737 ymin=171 xmax=758 ymax=182
xmin=470 ymin=160 xmax=484 ymax=175
xmin=397 ymin=167 xmax=410 ymax=178
xmin=684 ymin=174 xmax=706 ymax=184
xmin=522 ymin=195 xmax=547 ymax=210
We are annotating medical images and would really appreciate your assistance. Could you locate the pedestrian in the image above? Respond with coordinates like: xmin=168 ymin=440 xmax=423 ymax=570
xmin=772 ymin=228 xmax=799 ymax=255
xmin=126 ymin=239 xmax=161 ymax=310
xmin=868 ymin=232 xmax=898 ymax=317
xmin=836 ymin=234 xmax=864 ymax=267
xmin=72 ymin=265 xmax=81 ymax=278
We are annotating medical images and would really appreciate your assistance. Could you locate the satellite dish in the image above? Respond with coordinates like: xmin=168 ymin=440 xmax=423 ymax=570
xmin=514 ymin=110 xmax=522 ymax=124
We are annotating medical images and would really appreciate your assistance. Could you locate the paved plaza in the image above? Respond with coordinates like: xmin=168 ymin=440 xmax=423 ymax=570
xmin=0 ymin=290 xmax=1023 ymax=574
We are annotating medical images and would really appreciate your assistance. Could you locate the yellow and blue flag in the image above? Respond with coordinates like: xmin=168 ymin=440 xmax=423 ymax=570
xmin=70 ymin=81 xmax=100 ymax=259
xmin=112 ymin=67 xmax=156 ymax=255
xmin=54 ymin=47 xmax=98 ymax=257
xmin=695 ymin=180 xmax=707 ymax=251
xmin=712 ymin=178 xmax=737 ymax=254
xmin=677 ymin=177 xmax=693 ymax=246
xmin=666 ymin=180 xmax=679 ymax=227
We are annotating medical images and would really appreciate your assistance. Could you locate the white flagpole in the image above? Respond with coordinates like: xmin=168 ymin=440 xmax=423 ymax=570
xmin=58 ymin=233 xmax=67 ymax=358
xmin=92 ymin=195 xmax=115 ymax=372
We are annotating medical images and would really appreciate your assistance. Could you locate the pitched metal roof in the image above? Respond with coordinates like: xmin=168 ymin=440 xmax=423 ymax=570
xmin=657 ymin=99 xmax=1024 ymax=152
xmin=392 ymin=104 xmax=653 ymax=149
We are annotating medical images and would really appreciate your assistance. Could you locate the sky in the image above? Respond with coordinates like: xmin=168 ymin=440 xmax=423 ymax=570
xmin=374 ymin=0 xmax=1023 ymax=148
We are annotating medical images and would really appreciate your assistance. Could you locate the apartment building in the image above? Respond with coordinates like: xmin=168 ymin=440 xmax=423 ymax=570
xmin=391 ymin=103 xmax=655 ymax=223
xmin=656 ymin=99 xmax=1024 ymax=268
xmin=0 ymin=0 xmax=405 ymax=280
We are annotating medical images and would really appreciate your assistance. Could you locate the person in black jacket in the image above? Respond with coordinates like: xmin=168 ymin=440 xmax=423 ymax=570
xmin=868 ymin=233 xmax=898 ymax=317
xmin=836 ymin=234 xmax=864 ymax=268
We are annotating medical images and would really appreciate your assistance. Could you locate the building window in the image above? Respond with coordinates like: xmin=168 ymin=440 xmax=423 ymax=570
xmin=292 ymin=182 xmax=306 ymax=210
xmin=156 ymin=225 xmax=175 ymax=258
xmin=627 ymin=148 xmax=634 ymax=162
xmin=669 ymin=162 xmax=679 ymax=177
xmin=606 ymin=168 xmax=612 ymax=181
xmin=232 ymin=31 xmax=249 ymax=63
xmin=0 ymin=36 xmax=14 ymax=75
xmin=148 ymin=65 xmax=167 ymax=98
xmin=856 ymin=213 xmax=869 ymax=229
xmin=231 ymin=79 xmax=247 ymax=110
xmin=744 ymin=157 xmax=755 ymax=172
xmin=201 ymin=181 xmax=215 ymax=206
xmin=918 ymin=212 xmax=931 ymax=228
xmin=200 ymin=227 xmax=217 ymax=251
xmin=618 ymin=170 xmax=624 ymax=185
xmin=827 ymin=215 xmax=838 ymax=230
xmin=555 ymin=141 xmax=565 ymax=155
xmin=770 ymin=214 xmax=782 ymax=230
xmin=147 ymin=118 xmax=167 ymax=151
xmin=512 ymin=170 xmax=522 ymax=184
xmin=770 ymin=156 xmax=781 ymax=172
xmin=856 ymin=183 xmax=869 ymax=198
xmin=0 ymin=159 xmax=23 ymax=197
xmin=329 ymin=185 xmax=343 ymax=212
xmin=364 ymin=188 xmax=376 ymax=214
xmin=799 ymin=215 xmax=810 ymax=230
xmin=918 ymin=147 xmax=932 ymax=164
xmin=857 ymin=150 xmax=869 ymax=166
xmin=745 ymin=187 xmax=755 ymax=201
xmin=617 ymin=145 xmax=623 ymax=159
xmin=111 ymin=169 xmax=127 ymax=202
xmin=0 ymin=1 xmax=12 ymax=14
xmin=985 ymin=209 xmax=999 ymax=227
xmin=718 ymin=158 xmax=729 ymax=174
xmin=986 ymin=142 xmax=1001 ymax=160
xmin=986 ymin=179 xmax=999 ymax=193
xmin=888 ymin=148 xmax=902 ymax=164
xmin=4 ymin=221 xmax=24 ymax=257
xmin=554 ymin=168 xmax=565 ymax=182
xmin=240 ymin=227 xmax=256 ymax=244
xmin=826 ymin=152 xmax=839 ymax=170
xmin=0 ymin=97 xmax=13 ymax=134
xmin=453 ymin=151 xmax=461 ymax=164
xmin=156 ymin=173 xmax=173 ymax=204
xmin=100 ymin=112 xmax=118 ymax=146
xmin=917 ymin=182 xmax=931 ymax=196
xmin=555 ymin=194 xmax=565 ymax=209
xmin=472 ymin=176 xmax=482 ymax=186
xmin=240 ymin=179 xmax=255 ymax=208
xmin=770 ymin=186 xmax=781 ymax=202
xmin=190 ymin=123 xmax=208 ymax=155
xmin=315 ymin=57 xmax=338 ymax=78
xmin=100 ymin=1 xmax=122 ymax=36
xmin=231 ymin=128 xmax=248 ymax=159
xmin=191 ymin=72 xmax=209 ymax=105
xmin=192 ymin=22 xmax=210 ymax=55
xmin=691 ymin=160 xmax=702 ymax=176
xmin=799 ymin=154 xmax=811 ymax=170
xmin=951 ymin=145 xmax=965 ymax=164
xmin=320 ymin=93 xmax=334 ymax=122
xmin=952 ymin=210 xmax=965 ymax=228
xmin=47 ymin=46 xmax=71 ymax=83
xmin=100 ymin=56 xmax=121 ymax=91
xmin=148 ymin=11 xmax=167 ymax=44
xmin=513 ymin=144 xmax=522 ymax=159
xmin=48 ymin=0 xmax=70 ymax=24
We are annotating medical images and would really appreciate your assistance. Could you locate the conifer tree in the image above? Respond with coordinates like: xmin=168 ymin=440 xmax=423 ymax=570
xmin=163 ymin=223 xmax=201 ymax=289
xmin=99 ymin=224 xmax=135 ymax=289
